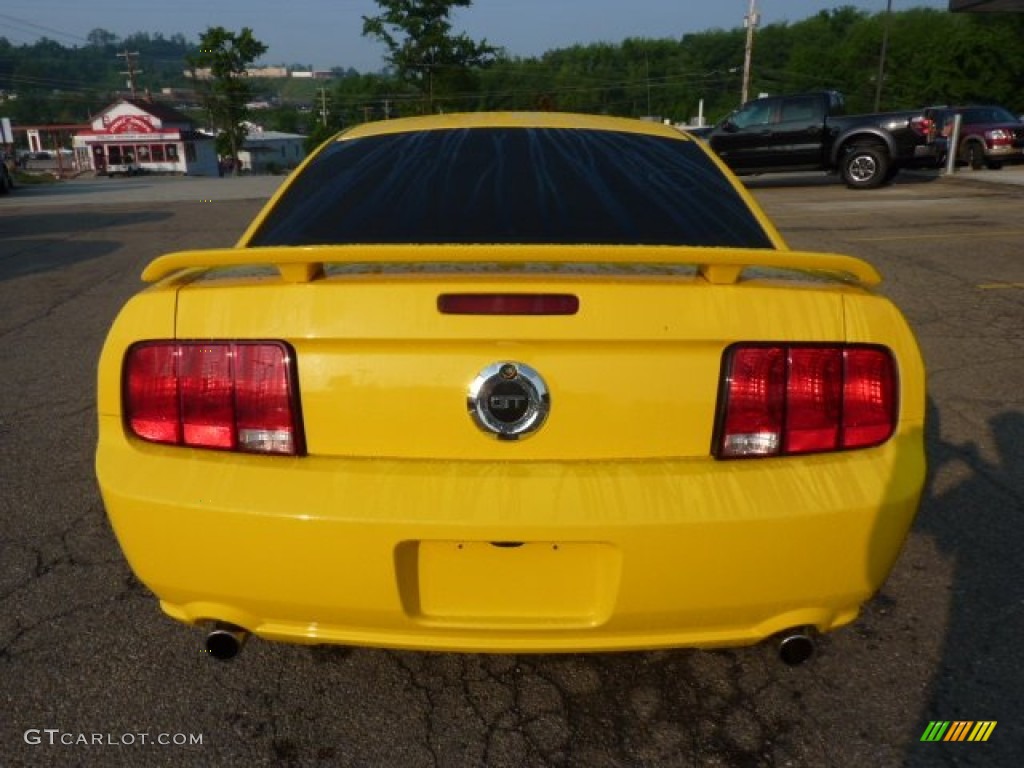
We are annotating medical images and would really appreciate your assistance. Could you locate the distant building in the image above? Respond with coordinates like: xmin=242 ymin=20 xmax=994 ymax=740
xmin=238 ymin=125 xmax=307 ymax=174
xmin=186 ymin=66 xmax=294 ymax=80
xmin=159 ymin=87 xmax=199 ymax=106
xmin=73 ymin=98 xmax=219 ymax=176
xmin=291 ymin=70 xmax=334 ymax=80
xmin=246 ymin=67 xmax=289 ymax=79
xmin=16 ymin=124 xmax=88 ymax=155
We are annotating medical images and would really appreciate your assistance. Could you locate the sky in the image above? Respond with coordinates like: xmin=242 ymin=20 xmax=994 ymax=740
xmin=1 ymin=1 xmax=954 ymax=73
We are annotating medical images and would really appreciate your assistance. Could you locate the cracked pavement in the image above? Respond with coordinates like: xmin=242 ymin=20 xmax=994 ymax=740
xmin=1 ymin=173 xmax=1022 ymax=766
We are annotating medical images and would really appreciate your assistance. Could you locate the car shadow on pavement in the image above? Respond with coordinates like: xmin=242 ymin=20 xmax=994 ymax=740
xmin=0 ymin=211 xmax=173 ymax=282
xmin=902 ymin=400 xmax=1024 ymax=766
xmin=0 ymin=239 xmax=122 ymax=282
xmin=742 ymin=171 xmax=944 ymax=190
xmin=0 ymin=210 xmax=172 ymax=239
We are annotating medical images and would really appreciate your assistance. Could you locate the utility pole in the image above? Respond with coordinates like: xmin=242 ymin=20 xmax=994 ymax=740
xmin=645 ymin=56 xmax=652 ymax=117
xmin=741 ymin=0 xmax=759 ymax=105
xmin=874 ymin=0 xmax=893 ymax=112
xmin=412 ymin=50 xmax=438 ymax=114
xmin=117 ymin=49 xmax=142 ymax=99
xmin=317 ymin=87 xmax=330 ymax=127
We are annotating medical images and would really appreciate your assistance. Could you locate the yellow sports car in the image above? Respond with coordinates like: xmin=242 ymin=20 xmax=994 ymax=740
xmin=96 ymin=112 xmax=925 ymax=664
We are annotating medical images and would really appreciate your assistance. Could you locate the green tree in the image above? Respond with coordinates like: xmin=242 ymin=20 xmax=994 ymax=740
xmin=331 ymin=70 xmax=413 ymax=123
xmin=86 ymin=28 xmax=119 ymax=49
xmin=2 ymin=8 xmax=1024 ymax=131
xmin=362 ymin=0 xmax=500 ymax=113
xmin=186 ymin=26 xmax=268 ymax=174
xmin=265 ymin=107 xmax=301 ymax=134
xmin=304 ymin=123 xmax=338 ymax=154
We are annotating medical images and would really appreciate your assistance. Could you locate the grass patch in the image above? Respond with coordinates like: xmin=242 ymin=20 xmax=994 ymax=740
xmin=12 ymin=171 xmax=61 ymax=186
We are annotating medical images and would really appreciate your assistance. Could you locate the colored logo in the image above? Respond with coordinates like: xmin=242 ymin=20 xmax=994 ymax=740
xmin=920 ymin=721 xmax=997 ymax=742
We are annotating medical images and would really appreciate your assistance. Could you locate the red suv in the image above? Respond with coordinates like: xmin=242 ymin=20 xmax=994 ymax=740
xmin=925 ymin=105 xmax=1024 ymax=170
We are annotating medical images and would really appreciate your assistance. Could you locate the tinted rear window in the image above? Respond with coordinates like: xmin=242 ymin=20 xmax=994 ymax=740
xmin=248 ymin=128 xmax=773 ymax=248
xmin=961 ymin=107 xmax=1018 ymax=124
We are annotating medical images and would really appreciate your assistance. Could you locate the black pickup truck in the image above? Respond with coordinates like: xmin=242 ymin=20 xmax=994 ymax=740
xmin=691 ymin=91 xmax=939 ymax=189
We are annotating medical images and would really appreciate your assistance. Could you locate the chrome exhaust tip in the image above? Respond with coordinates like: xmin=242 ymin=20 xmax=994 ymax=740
xmin=778 ymin=629 xmax=815 ymax=666
xmin=205 ymin=623 xmax=249 ymax=661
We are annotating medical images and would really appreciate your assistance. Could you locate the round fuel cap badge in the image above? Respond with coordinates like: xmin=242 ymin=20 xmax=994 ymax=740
xmin=467 ymin=362 xmax=549 ymax=440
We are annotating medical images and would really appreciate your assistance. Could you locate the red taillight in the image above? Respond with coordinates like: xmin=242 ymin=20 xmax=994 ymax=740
xmin=911 ymin=116 xmax=934 ymax=137
xmin=842 ymin=347 xmax=897 ymax=448
xmin=124 ymin=341 xmax=303 ymax=455
xmin=716 ymin=344 xmax=897 ymax=459
xmin=179 ymin=343 xmax=235 ymax=449
xmin=784 ymin=347 xmax=843 ymax=453
xmin=125 ymin=344 xmax=181 ymax=444
xmin=719 ymin=346 xmax=786 ymax=456
xmin=438 ymin=293 xmax=579 ymax=315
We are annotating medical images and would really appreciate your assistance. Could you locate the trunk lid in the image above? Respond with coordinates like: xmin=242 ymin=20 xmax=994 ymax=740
xmin=170 ymin=255 xmax=858 ymax=461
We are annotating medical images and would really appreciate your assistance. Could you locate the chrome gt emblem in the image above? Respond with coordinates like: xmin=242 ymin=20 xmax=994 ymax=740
xmin=468 ymin=362 xmax=549 ymax=440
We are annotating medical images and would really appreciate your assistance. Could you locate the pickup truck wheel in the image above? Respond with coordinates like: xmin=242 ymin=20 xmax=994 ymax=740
xmin=961 ymin=142 xmax=985 ymax=170
xmin=841 ymin=145 xmax=889 ymax=190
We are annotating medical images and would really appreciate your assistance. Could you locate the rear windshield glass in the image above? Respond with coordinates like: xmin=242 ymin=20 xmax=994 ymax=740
xmin=248 ymin=128 xmax=773 ymax=248
xmin=961 ymin=107 xmax=1019 ymax=124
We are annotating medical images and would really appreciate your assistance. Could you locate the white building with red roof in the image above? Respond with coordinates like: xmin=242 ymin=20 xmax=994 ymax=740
xmin=73 ymin=98 xmax=219 ymax=176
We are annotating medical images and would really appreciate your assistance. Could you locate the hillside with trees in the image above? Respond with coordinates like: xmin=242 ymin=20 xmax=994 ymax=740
xmin=0 ymin=7 xmax=1022 ymax=139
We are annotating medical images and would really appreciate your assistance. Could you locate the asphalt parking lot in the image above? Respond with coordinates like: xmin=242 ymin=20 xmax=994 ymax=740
xmin=2 ymin=172 xmax=288 ymax=207
xmin=1 ymin=167 xmax=1022 ymax=767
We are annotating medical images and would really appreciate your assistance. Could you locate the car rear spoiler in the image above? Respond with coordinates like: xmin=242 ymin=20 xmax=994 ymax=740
xmin=141 ymin=244 xmax=881 ymax=287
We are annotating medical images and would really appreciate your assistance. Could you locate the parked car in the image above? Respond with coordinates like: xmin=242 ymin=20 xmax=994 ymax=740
xmin=690 ymin=90 xmax=939 ymax=189
xmin=925 ymin=105 xmax=1024 ymax=169
xmin=96 ymin=112 xmax=926 ymax=664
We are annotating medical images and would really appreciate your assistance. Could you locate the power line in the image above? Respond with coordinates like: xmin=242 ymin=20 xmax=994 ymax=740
xmin=0 ymin=12 xmax=89 ymax=46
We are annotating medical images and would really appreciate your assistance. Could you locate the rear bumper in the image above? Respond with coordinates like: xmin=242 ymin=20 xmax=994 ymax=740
xmin=986 ymin=145 xmax=1024 ymax=160
xmin=907 ymin=143 xmax=944 ymax=168
xmin=97 ymin=423 xmax=925 ymax=653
